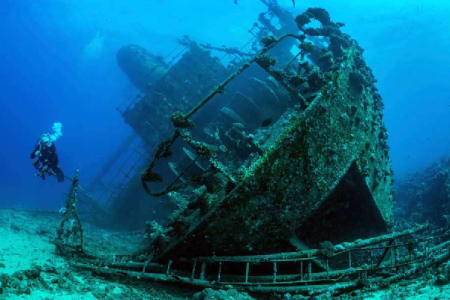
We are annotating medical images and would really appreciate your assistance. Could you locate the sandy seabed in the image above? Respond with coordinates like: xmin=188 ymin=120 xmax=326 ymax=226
xmin=0 ymin=208 xmax=449 ymax=300
xmin=0 ymin=209 xmax=191 ymax=300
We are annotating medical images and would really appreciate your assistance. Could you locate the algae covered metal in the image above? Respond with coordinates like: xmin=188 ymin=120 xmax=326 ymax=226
xmin=135 ymin=8 xmax=395 ymax=259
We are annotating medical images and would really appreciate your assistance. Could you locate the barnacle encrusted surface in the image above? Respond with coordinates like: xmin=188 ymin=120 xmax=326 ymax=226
xmin=153 ymin=10 xmax=394 ymax=259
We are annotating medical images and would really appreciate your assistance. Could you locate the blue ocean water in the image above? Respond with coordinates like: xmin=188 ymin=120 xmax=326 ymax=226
xmin=0 ymin=0 xmax=449 ymax=210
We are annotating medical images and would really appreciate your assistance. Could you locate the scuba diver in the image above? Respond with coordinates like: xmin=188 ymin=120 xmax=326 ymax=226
xmin=30 ymin=124 xmax=65 ymax=182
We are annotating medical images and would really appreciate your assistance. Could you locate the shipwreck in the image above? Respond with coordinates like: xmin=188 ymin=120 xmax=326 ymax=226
xmin=135 ymin=6 xmax=395 ymax=258
xmin=55 ymin=3 xmax=450 ymax=298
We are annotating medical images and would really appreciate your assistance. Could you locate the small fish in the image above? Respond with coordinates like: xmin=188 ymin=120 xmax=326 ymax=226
xmin=292 ymin=0 xmax=296 ymax=8
xmin=261 ymin=118 xmax=273 ymax=127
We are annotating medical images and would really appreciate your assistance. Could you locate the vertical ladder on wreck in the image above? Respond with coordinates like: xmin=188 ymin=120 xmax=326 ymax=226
xmin=55 ymin=170 xmax=85 ymax=255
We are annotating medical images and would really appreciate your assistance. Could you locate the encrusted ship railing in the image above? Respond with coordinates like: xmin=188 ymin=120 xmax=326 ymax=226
xmin=54 ymin=176 xmax=450 ymax=295
xmin=140 ymin=32 xmax=306 ymax=197
xmin=58 ymin=219 xmax=450 ymax=296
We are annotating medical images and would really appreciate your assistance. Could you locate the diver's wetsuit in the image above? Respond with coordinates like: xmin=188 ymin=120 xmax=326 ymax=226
xmin=31 ymin=138 xmax=65 ymax=182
